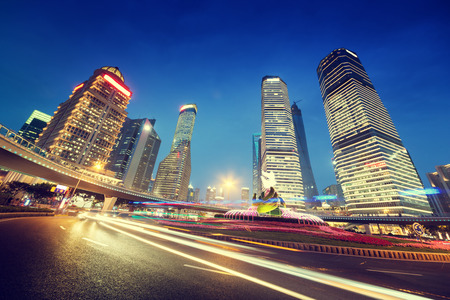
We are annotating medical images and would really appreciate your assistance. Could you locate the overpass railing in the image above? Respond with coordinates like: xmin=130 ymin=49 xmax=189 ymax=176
xmin=0 ymin=123 xmax=121 ymax=186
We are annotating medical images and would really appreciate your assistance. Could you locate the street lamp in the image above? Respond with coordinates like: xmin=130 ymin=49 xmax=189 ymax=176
xmin=224 ymin=180 xmax=234 ymax=201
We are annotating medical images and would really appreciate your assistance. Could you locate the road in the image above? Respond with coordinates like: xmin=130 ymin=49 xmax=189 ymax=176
xmin=0 ymin=216 xmax=448 ymax=299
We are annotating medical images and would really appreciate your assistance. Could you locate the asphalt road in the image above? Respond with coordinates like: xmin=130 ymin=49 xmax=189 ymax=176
xmin=0 ymin=216 xmax=448 ymax=299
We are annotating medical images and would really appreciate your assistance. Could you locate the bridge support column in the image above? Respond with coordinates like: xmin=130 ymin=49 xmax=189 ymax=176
xmin=102 ymin=196 xmax=117 ymax=213
xmin=364 ymin=224 xmax=373 ymax=235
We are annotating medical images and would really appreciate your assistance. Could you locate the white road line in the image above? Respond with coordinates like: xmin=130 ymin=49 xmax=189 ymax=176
xmin=366 ymin=269 xmax=423 ymax=276
xmin=82 ymin=237 xmax=108 ymax=247
xmin=59 ymin=226 xmax=66 ymax=230
xmin=184 ymin=264 xmax=233 ymax=276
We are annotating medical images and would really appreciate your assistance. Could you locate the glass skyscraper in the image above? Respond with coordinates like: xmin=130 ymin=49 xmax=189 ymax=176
xmin=108 ymin=117 xmax=161 ymax=192
xmin=291 ymin=103 xmax=318 ymax=199
xmin=252 ymin=133 xmax=261 ymax=197
xmin=153 ymin=104 xmax=197 ymax=200
xmin=317 ymin=48 xmax=431 ymax=216
xmin=37 ymin=66 xmax=131 ymax=169
xmin=261 ymin=76 xmax=304 ymax=208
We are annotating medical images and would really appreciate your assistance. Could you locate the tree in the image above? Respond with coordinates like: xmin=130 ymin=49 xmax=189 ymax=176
xmin=27 ymin=183 xmax=54 ymax=204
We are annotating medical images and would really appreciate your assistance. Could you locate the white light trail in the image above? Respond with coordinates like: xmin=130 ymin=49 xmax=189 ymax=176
xmin=82 ymin=237 xmax=109 ymax=247
xmin=184 ymin=264 xmax=233 ymax=276
xmin=366 ymin=269 xmax=423 ymax=277
xmin=100 ymin=221 xmax=314 ymax=300
xmin=92 ymin=216 xmax=430 ymax=300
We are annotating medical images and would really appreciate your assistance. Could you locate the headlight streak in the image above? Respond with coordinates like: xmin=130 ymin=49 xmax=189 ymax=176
xmin=99 ymin=221 xmax=314 ymax=300
xmin=92 ymin=216 xmax=429 ymax=300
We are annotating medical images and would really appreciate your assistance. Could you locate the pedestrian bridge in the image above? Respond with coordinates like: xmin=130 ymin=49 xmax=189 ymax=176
xmin=0 ymin=123 xmax=177 ymax=210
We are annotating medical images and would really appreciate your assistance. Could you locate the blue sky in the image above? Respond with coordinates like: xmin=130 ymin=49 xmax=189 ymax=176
xmin=1 ymin=0 xmax=449 ymax=200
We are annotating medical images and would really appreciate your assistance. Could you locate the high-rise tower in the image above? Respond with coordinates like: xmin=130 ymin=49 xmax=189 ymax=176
xmin=317 ymin=48 xmax=431 ymax=216
xmin=153 ymin=104 xmax=197 ymax=200
xmin=108 ymin=118 xmax=161 ymax=192
xmin=261 ymin=76 xmax=304 ymax=207
xmin=291 ymin=103 xmax=319 ymax=199
xmin=252 ymin=133 xmax=261 ymax=196
xmin=37 ymin=66 xmax=131 ymax=169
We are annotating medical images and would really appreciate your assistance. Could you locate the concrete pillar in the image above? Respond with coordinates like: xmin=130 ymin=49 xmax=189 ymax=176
xmin=102 ymin=196 xmax=117 ymax=213
xmin=364 ymin=224 xmax=373 ymax=235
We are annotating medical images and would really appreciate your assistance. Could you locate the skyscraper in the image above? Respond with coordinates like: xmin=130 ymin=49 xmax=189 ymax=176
xmin=317 ymin=48 xmax=431 ymax=216
xmin=108 ymin=117 xmax=161 ymax=192
xmin=426 ymin=164 xmax=450 ymax=215
xmin=252 ymin=133 xmax=261 ymax=196
xmin=291 ymin=103 xmax=318 ymax=199
xmin=37 ymin=66 xmax=131 ymax=169
xmin=261 ymin=76 xmax=304 ymax=208
xmin=18 ymin=110 xmax=51 ymax=143
xmin=153 ymin=104 xmax=197 ymax=200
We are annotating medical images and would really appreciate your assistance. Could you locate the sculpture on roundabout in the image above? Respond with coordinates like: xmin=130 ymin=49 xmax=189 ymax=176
xmin=224 ymin=171 xmax=326 ymax=225
xmin=252 ymin=171 xmax=286 ymax=216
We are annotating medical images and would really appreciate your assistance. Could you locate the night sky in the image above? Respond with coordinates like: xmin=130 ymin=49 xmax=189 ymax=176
xmin=1 ymin=1 xmax=449 ymax=200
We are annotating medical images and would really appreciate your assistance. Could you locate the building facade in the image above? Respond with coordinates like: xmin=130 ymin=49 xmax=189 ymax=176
xmin=153 ymin=104 xmax=197 ymax=200
xmin=261 ymin=76 xmax=304 ymax=208
xmin=291 ymin=103 xmax=319 ymax=199
xmin=427 ymin=164 xmax=450 ymax=215
xmin=317 ymin=48 xmax=431 ymax=216
xmin=37 ymin=66 xmax=131 ymax=169
xmin=18 ymin=110 xmax=52 ymax=143
xmin=205 ymin=186 xmax=216 ymax=204
xmin=108 ymin=118 xmax=161 ymax=192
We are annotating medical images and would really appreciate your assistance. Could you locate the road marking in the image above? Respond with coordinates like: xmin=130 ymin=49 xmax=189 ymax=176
xmin=59 ymin=226 xmax=66 ymax=230
xmin=184 ymin=264 xmax=233 ymax=276
xmin=366 ymin=269 xmax=423 ymax=276
xmin=82 ymin=237 xmax=108 ymax=247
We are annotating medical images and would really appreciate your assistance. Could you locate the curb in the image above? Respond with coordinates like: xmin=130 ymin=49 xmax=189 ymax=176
xmin=188 ymin=231 xmax=450 ymax=263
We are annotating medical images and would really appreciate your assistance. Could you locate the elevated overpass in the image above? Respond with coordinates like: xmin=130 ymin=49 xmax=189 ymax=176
xmin=0 ymin=123 xmax=179 ymax=210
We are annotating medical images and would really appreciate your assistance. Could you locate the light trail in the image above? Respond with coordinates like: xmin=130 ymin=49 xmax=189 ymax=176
xmin=366 ymin=269 xmax=423 ymax=276
xmin=231 ymin=238 xmax=302 ymax=252
xmin=184 ymin=264 xmax=233 ymax=276
xmin=82 ymin=237 xmax=109 ymax=247
xmin=59 ymin=226 xmax=66 ymax=230
xmin=100 ymin=221 xmax=315 ymax=300
xmin=91 ymin=215 xmax=430 ymax=300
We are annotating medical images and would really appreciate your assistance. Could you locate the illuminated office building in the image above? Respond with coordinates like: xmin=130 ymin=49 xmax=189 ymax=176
xmin=153 ymin=104 xmax=197 ymax=200
xmin=291 ymin=103 xmax=318 ymax=199
xmin=18 ymin=110 xmax=51 ymax=143
xmin=108 ymin=118 xmax=161 ymax=192
xmin=261 ymin=76 xmax=304 ymax=209
xmin=37 ymin=66 xmax=131 ymax=169
xmin=252 ymin=133 xmax=262 ymax=196
xmin=317 ymin=48 xmax=431 ymax=216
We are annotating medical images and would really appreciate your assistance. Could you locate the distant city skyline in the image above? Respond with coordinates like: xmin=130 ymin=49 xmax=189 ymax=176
xmin=1 ymin=1 xmax=449 ymax=200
